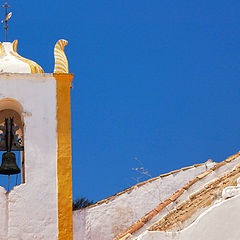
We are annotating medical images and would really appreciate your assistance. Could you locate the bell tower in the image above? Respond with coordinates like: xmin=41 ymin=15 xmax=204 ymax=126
xmin=0 ymin=4 xmax=74 ymax=240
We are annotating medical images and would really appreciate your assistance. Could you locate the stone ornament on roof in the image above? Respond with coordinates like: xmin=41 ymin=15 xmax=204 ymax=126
xmin=0 ymin=3 xmax=74 ymax=74
xmin=0 ymin=40 xmax=44 ymax=73
xmin=0 ymin=39 xmax=71 ymax=74
xmin=54 ymin=39 xmax=69 ymax=73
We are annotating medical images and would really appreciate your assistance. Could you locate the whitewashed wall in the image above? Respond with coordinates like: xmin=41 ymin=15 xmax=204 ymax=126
xmin=73 ymin=162 xmax=215 ymax=240
xmin=0 ymin=74 xmax=58 ymax=240
xmin=137 ymin=194 xmax=240 ymax=240
xmin=0 ymin=186 xmax=7 ymax=239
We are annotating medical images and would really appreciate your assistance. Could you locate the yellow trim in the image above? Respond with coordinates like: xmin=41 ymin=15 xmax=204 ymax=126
xmin=55 ymin=73 xmax=74 ymax=240
xmin=55 ymin=66 xmax=68 ymax=73
xmin=55 ymin=60 xmax=68 ymax=67
xmin=0 ymin=43 xmax=5 ymax=56
xmin=13 ymin=40 xmax=18 ymax=52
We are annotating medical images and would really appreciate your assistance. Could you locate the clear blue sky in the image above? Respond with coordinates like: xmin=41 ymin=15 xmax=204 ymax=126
xmin=1 ymin=1 xmax=240 ymax=202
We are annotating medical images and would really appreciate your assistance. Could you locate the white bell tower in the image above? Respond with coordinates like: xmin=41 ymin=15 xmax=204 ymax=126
xmin=0 ymin=31 xmax=73 ymax=240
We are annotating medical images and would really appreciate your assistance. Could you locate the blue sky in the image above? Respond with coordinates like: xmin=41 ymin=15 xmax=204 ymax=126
xmin=1 ymin=1 xmax=240 ymax=202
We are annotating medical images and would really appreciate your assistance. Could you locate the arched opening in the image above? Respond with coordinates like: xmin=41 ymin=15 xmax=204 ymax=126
xmin=0 ymin=98 xmax=25 ymax=191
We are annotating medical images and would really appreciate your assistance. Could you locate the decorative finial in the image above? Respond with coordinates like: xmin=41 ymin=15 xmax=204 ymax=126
xmin=54 ymin=39 xmax=69 ymax=73
xmin=2 ymin=2 xmax=11 ymax=42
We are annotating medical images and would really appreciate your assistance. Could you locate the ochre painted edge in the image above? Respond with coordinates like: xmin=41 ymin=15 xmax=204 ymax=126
xmin=55 ymin=73 xmax=74 ymax=240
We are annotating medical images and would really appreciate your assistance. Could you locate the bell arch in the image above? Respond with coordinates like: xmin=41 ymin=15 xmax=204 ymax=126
xmin=0 ymin=98 xmax=25 ymax=190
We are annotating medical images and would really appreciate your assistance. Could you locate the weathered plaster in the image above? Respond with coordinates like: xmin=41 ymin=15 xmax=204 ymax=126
xmin=0 ymin=186 xmax=7 ymax=239
xmin=127 ymin=157 xmax=240 ymax=239
xmin=222 ymin=176 xmax=240 ymax=199
xmin=0 ymin=74 xmax=58 ymax=239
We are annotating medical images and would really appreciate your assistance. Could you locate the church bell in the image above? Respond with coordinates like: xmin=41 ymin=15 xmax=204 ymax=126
xmin=0 ymin=118 xmax=23 ymax=176
xmin=0 ymin=152 xmax=20 ymax=175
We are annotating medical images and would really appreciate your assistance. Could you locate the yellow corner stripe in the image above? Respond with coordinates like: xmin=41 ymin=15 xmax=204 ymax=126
xmin=55 ymin=73 xmax=74 ymax=240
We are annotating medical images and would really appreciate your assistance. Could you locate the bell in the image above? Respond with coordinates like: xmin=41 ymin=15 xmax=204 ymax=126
xmin=0 ymin=152 xmax=20 ymax=175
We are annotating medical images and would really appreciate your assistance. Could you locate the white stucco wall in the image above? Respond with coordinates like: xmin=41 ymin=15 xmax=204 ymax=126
xmin=0 ymin=74 xmax=58 ymax=240
xmin=136 ymin=194 xmax=240 ymax=240
xmin=73 ymin=162 xmax=215 ymax=240
xmin=0 ymin=186 xmax=7 ymax=239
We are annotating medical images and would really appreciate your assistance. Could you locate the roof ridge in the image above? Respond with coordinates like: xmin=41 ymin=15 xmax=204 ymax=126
xmin=84 ymin=161 xmax=208 ymax=210
xmin=114 ymin=151 xmax=240 ymax=240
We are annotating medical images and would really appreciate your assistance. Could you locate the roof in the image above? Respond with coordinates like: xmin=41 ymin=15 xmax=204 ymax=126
xmin=114 ymin=151 xmax=240 ymax=240
xmin=150 ymin=164 xmax=240 ymax=232
xmin=85 ymin=161 xmax=208 ymax=209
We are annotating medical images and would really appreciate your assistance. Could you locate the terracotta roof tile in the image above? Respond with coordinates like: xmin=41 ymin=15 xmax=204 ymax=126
xmin=129 ymin=220 xmax=145 ymax=234
xmin=169 ymin=189 xmax=185 ymax=202
xmin=119 ymin=233 xmax=131 ymax=240
xmin=142 ymin=209 xmax=159 ymax=223
xmin=193 ymin=163 xmax=205 ymax=167
xmin=197 ymin=169 xmax=213 ymax=179
xmin=181 ymin=166 xmax=196 ymax=171
xmin=155 ymin=199 xmax=172 ymax=212
xmin=182 ymin=177 xmax=199 ymax=190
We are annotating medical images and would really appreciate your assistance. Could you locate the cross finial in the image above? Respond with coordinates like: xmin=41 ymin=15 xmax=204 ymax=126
xmin=2 ymin=2 xmax=11 ymax=42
